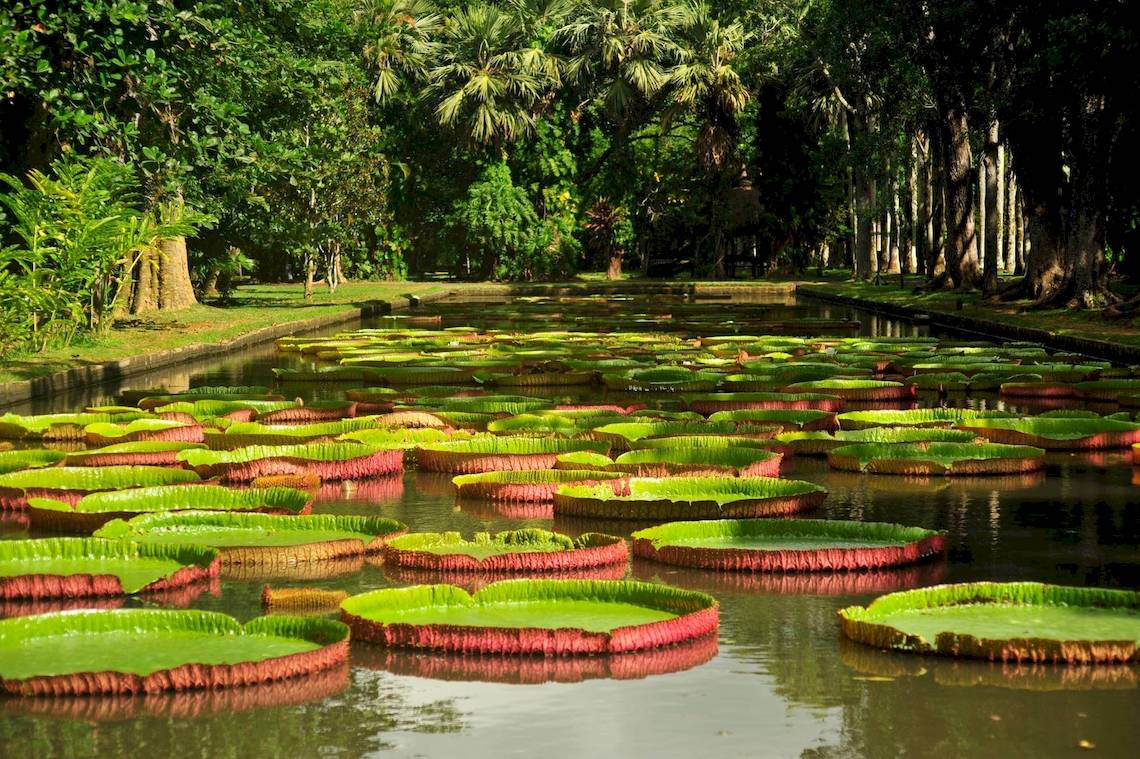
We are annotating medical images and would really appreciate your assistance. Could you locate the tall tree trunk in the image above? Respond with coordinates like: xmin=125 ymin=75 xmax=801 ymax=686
xmin=870 ymin=216 xmax=882 ymax=275
xmin=304 ymin=251 xmax=315 ymax=301
xmin=854 ymin=170 xmax=874 ymax=279
xmin=907 ymin=138 xmax=919 ymax=274
xmin=977 ymin=146 xmax=986 ymax=278
xmin=889 ymin=175 xmax=902 ymax=273
xmin=1015 ymin=186 xmax=1027 ymax=275
xmin=1021 ymin=202 xmax=1066 ymax=300
xmin=840 ymin=110 xmax=857 ymax=270
xmin=926 ymin=129 xmax=946 ymax=279
xmin=881 ymin=207 xmax=891 ymax=273
xmin=995 ymin=140 xmax=1006 ymax=272
xmin=982 ymin=122 xmax=1001 ymax=295
xmin=1004 ymin=163 xmax=1018 ymax=273
xmin=940 ymin=103 xmax=982 ymax=289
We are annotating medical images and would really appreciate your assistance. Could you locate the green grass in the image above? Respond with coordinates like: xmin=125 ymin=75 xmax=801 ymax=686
xmin=1 ymin=281 xmax=492 ymax=384
xmin=799 ymin=278 xmax=1140 ymax=349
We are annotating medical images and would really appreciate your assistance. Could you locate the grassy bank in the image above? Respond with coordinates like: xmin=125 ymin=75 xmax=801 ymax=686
xmin=1 ymin=281 xmax=481 ymax=384
xmin=798 ymin=278 xmax=1140 ymax=350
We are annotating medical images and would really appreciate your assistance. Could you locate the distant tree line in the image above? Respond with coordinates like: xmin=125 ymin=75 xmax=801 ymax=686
xmin=1 ymin=0 xmax=1137 ymax=352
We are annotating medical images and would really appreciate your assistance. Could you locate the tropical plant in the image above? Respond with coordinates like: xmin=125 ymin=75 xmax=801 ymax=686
xmin=360 ymin=0 xmax=443 ymax=102
xmin=426 ymin=4 xmax=554 ymax=146
xmin=0 ymin=157 xmax=209 ymax=348
xmin=663 ymin=1 xmax=750 ymax=170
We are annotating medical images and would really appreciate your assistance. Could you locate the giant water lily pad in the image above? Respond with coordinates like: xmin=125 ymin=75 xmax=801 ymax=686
xmin=0 ymin=466 xmax=201 ymax=510
xmin=839 ymin=582 xmax=1140 ymax=663
xmin=0 ymin=538 xmax=219 ymax=598
xmin=339 ymin=427 xmax=476 ymax=449
xmin=63 ymin=442 xmax=205 ymax=467
xmin=486 ymin=412 xmax=621 ymax=436
xmin=553 ymin=476 xmax=826 ymax=521
xmin=0 ymin=450 xmax=65 ymax=475
xmin=602 ymin=367 xmax=723 ymax=392
xmin=684 ymin=392 xmax=843 ymax=414
xmin=415 ymin=437 xmax=610 ymax=474
xmin=381 ymin=529 xmax=628 ymax=572
xmin=96 ymin=512 xmax=406 ymax=568
xmin=152 ymin=398 xmax=300 ymax=421
xmin=0 ymin=412 xmax=149 ymax=441
xmin=0 ymin=609 xmax=349 ymax=695
xmin=340 ymin=579 xmax=718 ymax=654
xmin=178 ymin=443 xmax=402 ymax=481
xmin=27 ymin=485 xmax=312 ymax=533
xmin=591 ymin=421 xmax=779 ymax=451
xmin=84 ymin=419 xmax=204 ymax=445
xmin=956 ymin=417 xmax=1140 ymax=450
xmin=706 ymin=408 xmax=836 ymax=431
xmin=452 ymin=469 xmax=625 ymax=502
xmin=611 ymin=447 xmax=782 ymax=478
xmin=776 ymin=427 xmax=977 ymax=456
xmin=836 ymin=408 xmax=1014 ymax=430
xmin=1075 ymin=378 xmax=1140 ymax=401
xmin=632 ymin=519 xmax=943 ymax=572
xmin=206 ymin=418 xmax=391 ymax=448
xmin=784 ymin=379 xmax=916 ymax=401
xmin=827 ymin=442 xmax=1045 ymax=475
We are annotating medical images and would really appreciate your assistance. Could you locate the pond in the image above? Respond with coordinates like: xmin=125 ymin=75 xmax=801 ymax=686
xmin=0 ymin=290 xmax=1136 ymax=758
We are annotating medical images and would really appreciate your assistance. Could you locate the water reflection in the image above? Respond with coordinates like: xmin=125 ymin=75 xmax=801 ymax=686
xmin=632 ymin=559 xmax=948 ymax=597
xmin=353 ymin=635 xmax=718 ymax=685
xmin=382 ymin=561 xmax=629 ymax=590
xmin=837 ymin=639 xmax=1139 ymax=692
xmin=2 ymin=293 xmax=1138 ymax=759
xmin=0 ymin=664 xmax=351 ymax=721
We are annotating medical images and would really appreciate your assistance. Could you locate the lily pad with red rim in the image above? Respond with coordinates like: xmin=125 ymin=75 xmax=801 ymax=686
xmin=0 ymin=609 xmax=349 ymax=695
xmin=839 ymin=582 xmax=1140 ymax=663
xmin=340 ymin=578 xmax=718 ymax=655
xmin=631 ymin=518 xmax=944 ymax=572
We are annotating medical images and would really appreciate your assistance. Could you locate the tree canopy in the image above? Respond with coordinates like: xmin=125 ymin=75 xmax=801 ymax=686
xmin=2 ymin=0 xmax=1138 ymax=352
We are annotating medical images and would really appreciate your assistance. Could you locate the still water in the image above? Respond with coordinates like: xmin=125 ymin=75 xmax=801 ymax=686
xmin=0 ymin=291 xmax=1136 ymax=758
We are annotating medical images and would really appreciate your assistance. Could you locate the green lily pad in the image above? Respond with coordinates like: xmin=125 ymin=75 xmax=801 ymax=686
xmin=633 ymin=518 xmax=938 ymax=552
xmin=0 ymin=465 xmax=200 ymax=493
xmin=554 ymin=476 xmax=826 ymax=520
xmin=0 ymin=449 xmax=66 ymax=475
xmin=0 ymin=538 xmax=218 ymax=594
xmin=32 ymin=485 xmax=310 ymax=516
xmin=95 ymin=511 xmax=405 ymax=549
xmin=0 ymin=609 xmax=347 ymax=683
xmin=828 ymin=442 xmax=1045 ymax=475
xmin=631 ymin=518 xmax=945 ymax=572
xmin=0 ymin=412 xmax=149 ymax=440
xmin=341 ymin=579 xmax=715 ymax=640
xmin=837 ymin=408 xmax=1014 ymax=430
xmin=385 ymin=529 xmax=584 ymax=561
xmin=840 ymin=582 xmax=1140 ymax=662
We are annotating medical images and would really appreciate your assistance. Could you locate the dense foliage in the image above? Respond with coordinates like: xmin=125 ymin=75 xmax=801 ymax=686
xmin=1 ymin=0 xmax=1138 ymax=353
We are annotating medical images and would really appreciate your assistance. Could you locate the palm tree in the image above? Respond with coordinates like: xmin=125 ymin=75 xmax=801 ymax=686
xmin=426 ymin=4 xmax=555 ymax=146
xmin=556 ymin=0 xmax=678 ymax=118
xmin=358 ymin=0 xmax=442 ymax=102
xmin=663 ymin=1 xmax=750 ymax=171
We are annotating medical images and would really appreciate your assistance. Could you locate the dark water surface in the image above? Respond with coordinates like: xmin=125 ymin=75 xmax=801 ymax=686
xmin=1 ymin=292 xmax=1136 ymax=758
